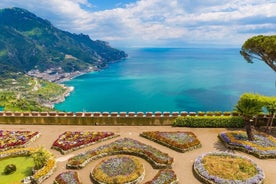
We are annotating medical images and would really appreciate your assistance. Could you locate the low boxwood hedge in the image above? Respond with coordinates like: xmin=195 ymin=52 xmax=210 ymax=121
xmin=173 ymin=116 xmax=243 ymax=128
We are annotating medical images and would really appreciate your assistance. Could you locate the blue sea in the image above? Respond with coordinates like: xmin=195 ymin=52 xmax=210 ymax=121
xmin=55 ymin=48 xmax=276 ymax=113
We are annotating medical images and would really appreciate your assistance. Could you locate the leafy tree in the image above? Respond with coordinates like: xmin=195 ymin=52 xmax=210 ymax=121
xmin=240 ymin=35 xmax=276 ymax=72
xmin=235 ymin=93 xmax=264 ymax=141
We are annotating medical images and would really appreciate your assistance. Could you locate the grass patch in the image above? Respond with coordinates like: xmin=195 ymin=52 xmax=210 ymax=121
xmin=0 ymin=156 xmax=34 ymax=184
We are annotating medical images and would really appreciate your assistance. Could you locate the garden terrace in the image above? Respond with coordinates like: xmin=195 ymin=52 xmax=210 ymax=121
xmin=219 ymin=131 xmax=276 ymax=159
xmin=67 ymin=138 xmax=173 ymax=169
xmin=193 ymin=152 xmax=265 ymax=184
xmin=2 ymin=124 xmax=276 ymax=183
xmin=0 ymin=130 xmax=40 ymax=151
xmin=51 ymin=131 xmax=118 ymax=154
xmin=140 ymin=131 xmax=201 ymax=152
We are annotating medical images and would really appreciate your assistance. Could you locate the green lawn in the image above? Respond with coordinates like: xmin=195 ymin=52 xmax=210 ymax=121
xmin=0 ymin=156 xmax=34 ymax=184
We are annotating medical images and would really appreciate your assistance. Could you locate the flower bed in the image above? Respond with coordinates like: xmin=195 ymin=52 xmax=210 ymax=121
xmin=140 ymin=131 xmax=201 ymax=152
xmin=0 ymin=147 xmax=56 ymax=184
xmin=33 ymin=157 xmax=56 ymax=184
xmin=144 ymin=169 xmax=178 ymax=184
xmin=67 ymin=138 xmax=173 ymax=169
xmin=193 ymin=152 xmax=265 ymax=184
xmin=54 ymin=171 xmax=81 ymax=184
xmin=91 ymin=155 xmax=144 ymax=184
xmin=0 ymin=130 xmax=40 ymax=151
xmin=51 ymin=131 xmax=118 ymax=154
xmin=218 ymin=131 xmax=276 ymax=158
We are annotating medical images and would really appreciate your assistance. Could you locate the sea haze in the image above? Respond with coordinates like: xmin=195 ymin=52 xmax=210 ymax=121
xmin=55 ymin=48 xmax=276 ymax=113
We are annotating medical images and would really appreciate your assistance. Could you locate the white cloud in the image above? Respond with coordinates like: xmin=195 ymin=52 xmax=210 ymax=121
xmin=0 ymin=0 xmax=275 ymax=47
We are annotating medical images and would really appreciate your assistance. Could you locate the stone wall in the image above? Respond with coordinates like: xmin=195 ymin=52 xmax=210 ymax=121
xmin=0 ymin=111 xmax=270 ymax=126
xmin=0 ymin=111 xmax=181 ymax=126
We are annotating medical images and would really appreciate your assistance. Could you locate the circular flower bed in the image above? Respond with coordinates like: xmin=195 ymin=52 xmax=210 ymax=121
xmin=91 ymin=155 xmax=144 ymax=184
xmin=193 ymin=152 xmax=265 ymax=184
xmin=219 ymin=131 xmax=276 ymax=158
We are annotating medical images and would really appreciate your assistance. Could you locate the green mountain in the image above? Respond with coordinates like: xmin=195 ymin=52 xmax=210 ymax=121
xmin=0 ymin=7 xmax=127 ymax=77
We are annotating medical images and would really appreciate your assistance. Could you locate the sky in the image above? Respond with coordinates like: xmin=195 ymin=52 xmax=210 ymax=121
xmin=0 ymin=0 xmax=275 ymax=48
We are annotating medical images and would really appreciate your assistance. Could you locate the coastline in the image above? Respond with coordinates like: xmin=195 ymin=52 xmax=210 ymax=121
xmin=28 ymin=67 xmax=98 ymax=110
xmin=42 ymin=86 xmax=75 ymax=109
xmin=48 ymin=59 xmax=125 ymax=110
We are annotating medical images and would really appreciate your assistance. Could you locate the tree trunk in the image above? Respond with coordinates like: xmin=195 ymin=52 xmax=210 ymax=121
xmin=245 ymin=117 xmax=255 ymax=141
xmin=265 ymin=113 xmax=275 ymax=134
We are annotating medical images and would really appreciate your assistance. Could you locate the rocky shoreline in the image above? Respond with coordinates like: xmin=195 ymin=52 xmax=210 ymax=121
xmin=41 ymin=85 xmax=75 ymax=109
xmin=50 ymin=86 xmax=75 ymax=108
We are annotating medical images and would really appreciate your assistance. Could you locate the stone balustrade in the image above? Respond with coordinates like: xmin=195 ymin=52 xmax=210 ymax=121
xmin=0 ymin=111 xmax=243 ymax=118
xmin=0 ymin=110 xmax=264 ymax=126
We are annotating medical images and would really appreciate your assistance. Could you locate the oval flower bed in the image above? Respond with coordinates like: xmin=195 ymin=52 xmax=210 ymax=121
xmin=193 ymin=152 xmax=265 ymax=184
xmin=54 ymin=171 xmax=81 ymax=184
xmin=219 ymin=131 xmax=276 ymax=158
xmin=0 ymin=147 xmax=56 ymax=184
xmin=0 ymin=130 xmax=40 ymax=151
xmin=91 ymin=155 xmax=144 ymax=184
xmin=67 ymin=138 xmax=173 ymax=169
xmin=52 ymin=131 xmax=118 ymax=154
xmin=144 ymin=169 xmax=178 ymax=184
xmin=140 ymin=131 xmax=201 ymax=152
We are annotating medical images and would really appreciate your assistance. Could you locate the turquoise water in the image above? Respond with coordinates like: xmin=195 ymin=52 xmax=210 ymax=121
xmin=55 ymin=48 xmax=276 ymax=112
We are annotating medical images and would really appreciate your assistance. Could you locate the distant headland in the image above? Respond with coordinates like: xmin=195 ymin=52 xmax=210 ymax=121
xmin=0 ymin=7 xmax=127 ymax=112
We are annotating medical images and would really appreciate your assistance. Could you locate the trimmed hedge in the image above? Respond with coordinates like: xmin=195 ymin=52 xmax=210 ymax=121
xmin=173 ymin=116 xmax=244 ymax=128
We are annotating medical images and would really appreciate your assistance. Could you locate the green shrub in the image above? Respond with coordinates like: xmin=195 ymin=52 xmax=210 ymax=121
xmin=173 ymin=116 xmax=243 ymax=128
xmin=4 ymin=164 xmax=16 ymax=175
xmin=31 ymin=147 xmax=52 ymax=170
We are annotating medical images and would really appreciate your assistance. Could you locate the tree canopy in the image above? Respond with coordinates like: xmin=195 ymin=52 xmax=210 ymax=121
xmin=240 ymin=35 xmax=276 ymax=72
